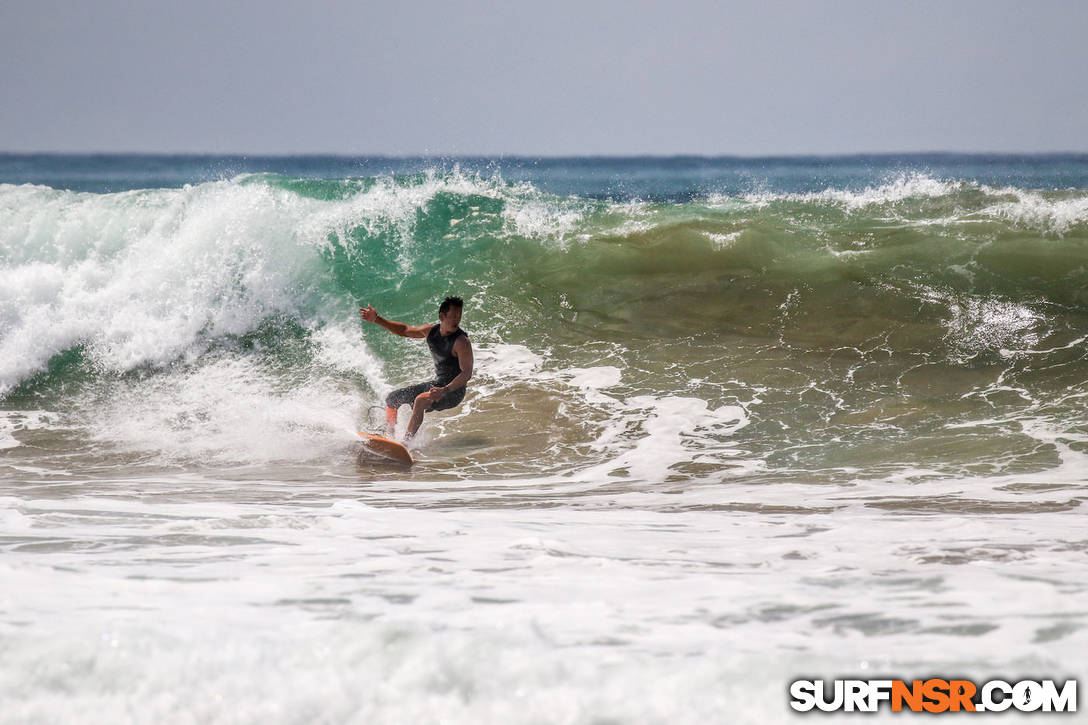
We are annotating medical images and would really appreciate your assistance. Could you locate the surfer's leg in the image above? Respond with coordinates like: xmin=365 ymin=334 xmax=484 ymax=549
xmin=405 ymin=393 xmax=430 ymax=440
xmin=405 ymin=386 xmax=465 ymax=438
xmin=385 ymin=383 xmax=431 ymax=437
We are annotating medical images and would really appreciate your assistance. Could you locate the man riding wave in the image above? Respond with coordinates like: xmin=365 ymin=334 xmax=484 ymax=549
xmin=360 ymin=296 xmax=474 ymax=440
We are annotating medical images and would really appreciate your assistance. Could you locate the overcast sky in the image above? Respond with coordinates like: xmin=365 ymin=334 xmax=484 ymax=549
xmin=2 ymin=0 xmax=1086 ymax=155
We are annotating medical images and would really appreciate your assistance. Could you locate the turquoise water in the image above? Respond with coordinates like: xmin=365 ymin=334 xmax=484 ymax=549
xmin=1 ymin=156 xmax=1086 ymax=722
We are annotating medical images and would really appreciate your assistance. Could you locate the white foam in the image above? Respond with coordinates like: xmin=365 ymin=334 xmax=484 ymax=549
xmin=576 ymin=395 xmax=752 ymax=482
xmin=0 ymin=410 xmax=56 ymax=451
xmin=981 ymin=190 xmax=1088 ymax=236
xmin=2 ymin=493 xmax=1082 ymax=723
xmin=704 ymin=231 xmax=742 ymax=249
xmin=473 ymin=343 xmax=544 ymax=379
xmin=311 ymin=322 xmax=387 ymax=383
xmin=562 ymin=366 xmax=622 ymax=390
xmin=84 ymin=356 xmax=361 ymax=465
xmin=501 ymin=195 xmax=587 ymax=246
xmin=0 ymin=181 xmax=324 ymax=394
xmin=913 ymin=287 xmax=1043 ymax=360
xmin=742 ymin=172 xmax=965 ymax=211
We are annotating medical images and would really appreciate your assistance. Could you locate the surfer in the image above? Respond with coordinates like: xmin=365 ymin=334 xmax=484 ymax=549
xmin=360 ymin=296 xmax=474 ymax=440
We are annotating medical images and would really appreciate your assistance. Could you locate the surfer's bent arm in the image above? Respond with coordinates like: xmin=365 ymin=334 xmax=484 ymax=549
xmin=360 ymin=305 xmax=432 ymax=338
xmin=438 ymin=337 xmax=473 ymax=394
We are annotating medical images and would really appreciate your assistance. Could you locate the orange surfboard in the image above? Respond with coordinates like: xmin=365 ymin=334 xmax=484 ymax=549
xmin=357 ymin=432 xmax=413 ymax=465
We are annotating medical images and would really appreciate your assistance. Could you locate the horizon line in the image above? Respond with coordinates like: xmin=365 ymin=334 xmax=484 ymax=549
xmin=3 ymin=150 xmax=1088 ymax=160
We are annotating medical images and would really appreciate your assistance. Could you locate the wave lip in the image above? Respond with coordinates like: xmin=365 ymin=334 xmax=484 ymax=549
xmin=739 ymin=172 xmax=968 ymax=210
xmin=979 ymin=189 xmax=1088 ymax=236
xmin=0 ymin=178 xmax=346 ymax=394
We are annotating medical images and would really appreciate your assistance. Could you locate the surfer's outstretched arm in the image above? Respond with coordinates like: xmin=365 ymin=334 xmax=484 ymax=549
xmin=360 ymin=305 xmax=433 ymax=338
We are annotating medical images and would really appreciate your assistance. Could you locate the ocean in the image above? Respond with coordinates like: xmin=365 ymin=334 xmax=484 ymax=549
xmin=1 ymin=154 xmax=1086 ymax=722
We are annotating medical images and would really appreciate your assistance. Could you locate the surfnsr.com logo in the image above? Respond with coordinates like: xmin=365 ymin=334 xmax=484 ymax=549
xmin=790 ymin=678 xmax=1077 ymax=713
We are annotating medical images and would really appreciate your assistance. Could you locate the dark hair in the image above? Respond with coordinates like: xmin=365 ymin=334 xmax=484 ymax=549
xmin=439 ymin=296 xmax=464 ymax=315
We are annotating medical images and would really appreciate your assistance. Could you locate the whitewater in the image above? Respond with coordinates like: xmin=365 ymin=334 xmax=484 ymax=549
xmin=1 ymin=155 xmax=1086 ymax=723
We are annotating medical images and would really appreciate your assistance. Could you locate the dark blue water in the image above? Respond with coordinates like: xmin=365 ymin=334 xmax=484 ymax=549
xmin=4 ymin=153 xmax=1088 ymax=200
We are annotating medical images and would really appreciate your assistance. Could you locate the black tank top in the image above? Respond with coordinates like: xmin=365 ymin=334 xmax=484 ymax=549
xmin=427 ymin=325 xmax=466 ymax=385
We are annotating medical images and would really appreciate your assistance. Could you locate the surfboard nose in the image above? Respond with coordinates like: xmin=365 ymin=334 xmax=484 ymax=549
xmin=357 ymin=432 xmax=414 ymax=465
